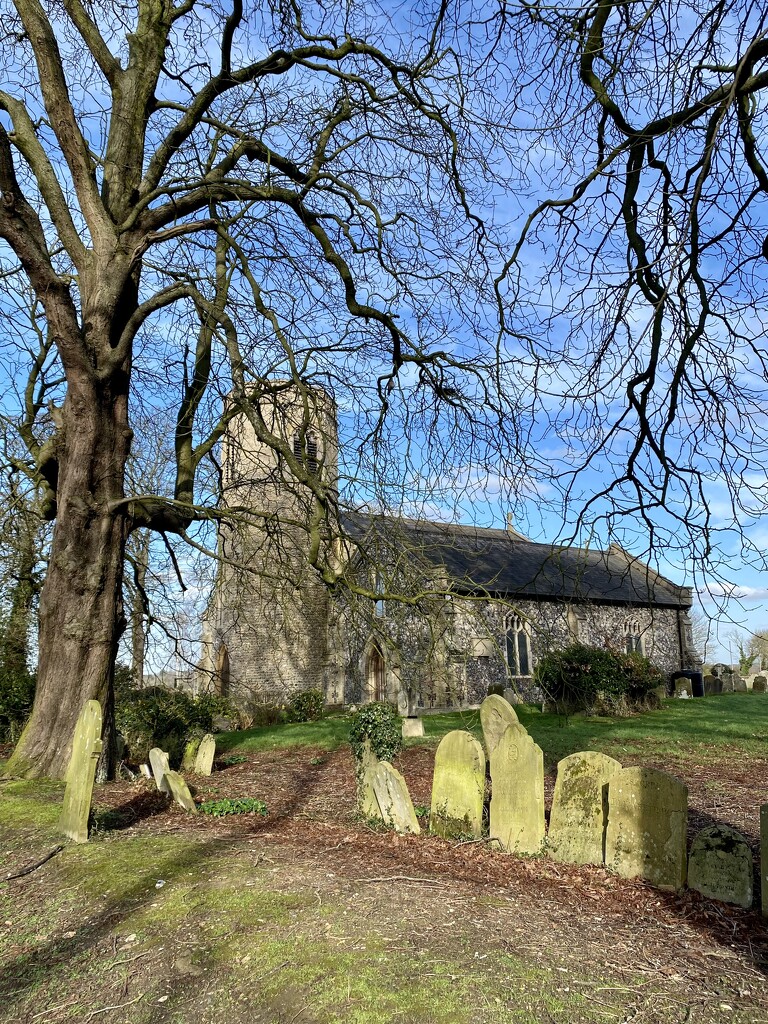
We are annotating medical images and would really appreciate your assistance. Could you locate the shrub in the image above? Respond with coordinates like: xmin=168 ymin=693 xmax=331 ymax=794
xmin=0 ymin=667 xmax=36 ymax=742
xmin=534 ymin=643 xmax=665 ymax=714
xmin=286 ymin=688 xmax=325 ymax=723
xmin=116 ymin=687 xmax=238 ymax=764
xmin=348 ymin=701 xmax=402 ymax=763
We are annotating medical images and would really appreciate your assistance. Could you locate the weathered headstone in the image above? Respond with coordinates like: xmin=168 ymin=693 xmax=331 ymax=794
xmin=164 ymin=770 xmax=198 ymax=813
xmin=480 ymin=694 xmax=520 ymax=758
xmin=605 ymin=767 xmax=687 ymax=890
xmin=401 ymin=717 xmax=425 ymax=739
xmin=753 ymin=676 xmax=767 ymax=693
xmin=430 ymin=730 xmax=485 ymax=839
xmin=703 ymin=675 xmax=721 ymax=696
xmin=372 ymin=762 xmax=420 ymax=834
xmin=181 ymin=737 xmax=202 ymax=772
xmin=194 ymin=733 xmax=216 ymax=776
xmin=503 ymin=687 xmax=522 ymax=706
xmin=149 ymin=747 xmax=171 ymax=793
xmin=139 ymin=763 xmax=152 ymax=779
xmin=719 ymin=675 xmax=734 ymax=693
xmin=732 ymin=675 xmax=747 ymax=693
xmin=688 ymin=825 xmax=753 ymax=909
xmin=547 ymin=751 xmax=621 ymax=865
xmin=489 ymin=725 xmax=545 ymax=855
xmin=59 ymin=700 xmax=103 ymax=844
xmin=673 ymin=676 xmax=690 ymax=698
xmin=356 ymin=739 xmax=381 ymax=819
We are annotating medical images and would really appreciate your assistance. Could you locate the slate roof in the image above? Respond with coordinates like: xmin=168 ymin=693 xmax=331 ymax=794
xmin=342 ymin=513 xmax=692 ymax=609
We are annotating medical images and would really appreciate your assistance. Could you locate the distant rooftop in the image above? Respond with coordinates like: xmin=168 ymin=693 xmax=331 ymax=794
xmin=342 ymin=513 xmax=692 ymax=609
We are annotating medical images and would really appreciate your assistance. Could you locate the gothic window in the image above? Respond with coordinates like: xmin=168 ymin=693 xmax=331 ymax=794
xmin=624 ymin=618 xmax=643 ymax=655
xmin=506 ymin=615 xmax=531 ymax=677
xmin=293 ymin=431 xmax=319 ymax=474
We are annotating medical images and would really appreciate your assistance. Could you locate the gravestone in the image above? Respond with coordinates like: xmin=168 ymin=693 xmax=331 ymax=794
xmin=139 ymin=763 xmax=152 ymax=779
xmin=489 ymin=725 xmax=545 ymax=856
xmin=356 ymin=739 xmax=381 ymax=819
xmin=480 ymin=694 xmax=520 ymax=758
xmin=149 ymin=748 xmax=171 ymax=793
xmin=761 ymin=804 xmax=768 ymax=918
xmin=753 ymin=676 xmax=767 ymax=693
xmin=605 ymin=766 xmax=687 ymax=890
xmin=719 ymin=675 xmax=734 ymax=693
xmin=732 ymin=675 xmax=747 ymax=693
xmin=164 ymin=770 xmax=198 ymax=813
xmin=181 ymin=737 xmax=202 ymax=772
xmin=688 ymin=825 xmax=753 ymax=909
xmin=194 ymin=734 xmax=216 ymax=775
xmin=430 ymin=730 xmax=485 ymax=839
xmin=703 ymin=675 xmax=720 ymax=696
xmin=372 ymin=762 xmax=420 ymax=834
xmin=673 ymin=676 xmax=690 ymax=698
xmin=402 ymin=717 xmax=425 ymax=739
xmin=59 ymin=700 xmax=103 ymax=844
xmin=503 ymin=687 xmax=522 ymax=706
xmin=547 ymin=751 xmax=621 ymax=865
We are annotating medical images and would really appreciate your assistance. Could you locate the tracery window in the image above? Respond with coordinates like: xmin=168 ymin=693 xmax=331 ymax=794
xmin=506 ymin=615 xmax=531 ymax=677
xmin=624 ymin=618 xmax=644 ymax=655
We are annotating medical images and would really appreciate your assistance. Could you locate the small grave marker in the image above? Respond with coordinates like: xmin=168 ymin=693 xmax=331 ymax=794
xmin=194 ymin=734 xmax=216 ymax=776
xmin=489 ymin=724 xmax=545 ymax=855
xmin=372 ymin=762 xmax=420 ymax=834
xmin=688 ymin=825 xmax=753 ymax=909
xmin=149 ymin=748 xmax=171 ymax=793
xmin=165 ymin=771 xmax=198 ymax=813
xmin=430 ymin=730 xmax=485 ymax=839
xmin=59 ymin=700 xmax=103 ymax=844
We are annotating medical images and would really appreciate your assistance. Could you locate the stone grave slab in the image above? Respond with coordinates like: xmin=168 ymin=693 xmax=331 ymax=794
xmin=480 ymin=694 xmax=520 ymax=758
xmin=356 ymin=739 xmax=381 ymax=819
xmin=402 ymin=717 xmax=425 ymax=739
xmin=59 ymin=700 xmax=103 ymax=844
xmin=164 ymin=770 xmax=198 ymax=813
xmin=430 ymin=730 xmax=485 ymax=839
xmin=181 ymin=737 xmax=202 ymax=772
xmin=149 ymin=748 xmax=171 ymax=793
xmin=688 ymin=825 xmax=753 ymax=908
xmin=547 ymin=751 xmax=622 ymax=865
xmin=489 ymin=725 xmax=545 ymax=855
xmin=605 ymin=767 xmax=687 ymax=890
xmin=372 ymin=762 xmax=420 ymax=834
xmin=194 ymin=734 xmax=216 ymax=776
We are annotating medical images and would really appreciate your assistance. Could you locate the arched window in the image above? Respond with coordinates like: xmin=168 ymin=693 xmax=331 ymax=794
xmin=506 ymin=615 xmax=531 ymax=677
xmin=624 ymin=618 xmax=643 ymax=655
xmin=293 ymin=431 xmax=319 ymax=474
xmin=366 ymin=644 xmax=387 ymax=702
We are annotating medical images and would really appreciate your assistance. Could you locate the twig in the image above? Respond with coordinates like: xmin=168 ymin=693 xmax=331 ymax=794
xmin=356 ymin=875 xmax=446 ymax=885
xmin=84 ymin=994 xmax=143 ymax=1021
xmin=29 ymin=998 xmax=80 ymax=1020
xmin=108 ymin=950 xmax=153 ymax=969
xmin=4 ymin=845 xmax=64 ymax=880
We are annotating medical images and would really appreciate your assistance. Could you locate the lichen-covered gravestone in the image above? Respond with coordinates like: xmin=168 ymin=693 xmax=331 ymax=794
xmin=753 ymin=676 xmax=767 ymax=693
xmin=430 ymin=730 xmax=485 ymax=838
xmin=489 ymin=725 xmax=545 ymax=855
xmin=547 ymin=751 xmax=621 ymax=865
xmin=605 ymin=766 xmax=688 ymax=890
xmin=59 ymin=700 xmax=103 ymax=844
xmin=164 ymin=771 xmax=198 ymax=813
xmin=480 ymin=694 xmax=520 ymax=758
xmin=194 ymin=733 xmax=216 ymax=776
xmin=181 ymin=737 xmax=202 ymax=772
xmin=149 ymin=747 xmax=171 ymax=793
xmin=356 ymin=739 xmax=381 ymax=819
xmin=687 ymin=825 xmax=753 ymax=908
xmin=372 ymin=762 xmax=420 ymax=834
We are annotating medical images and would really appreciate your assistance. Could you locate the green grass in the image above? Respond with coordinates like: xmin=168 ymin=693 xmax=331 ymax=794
xmin=216 ymin=713 xmax=352 ymax=753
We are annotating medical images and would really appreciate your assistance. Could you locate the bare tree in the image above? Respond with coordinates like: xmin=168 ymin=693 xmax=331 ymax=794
xmin=0 ymin=0 xmax=528 ymax=777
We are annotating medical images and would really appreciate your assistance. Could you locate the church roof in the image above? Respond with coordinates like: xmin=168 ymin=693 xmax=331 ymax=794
xmin=342 ymin=514 xmax=692 ymax=609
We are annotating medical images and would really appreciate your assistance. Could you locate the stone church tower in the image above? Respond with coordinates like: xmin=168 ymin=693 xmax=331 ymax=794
xmin=202 ymin=384 xmax=339 ymax=706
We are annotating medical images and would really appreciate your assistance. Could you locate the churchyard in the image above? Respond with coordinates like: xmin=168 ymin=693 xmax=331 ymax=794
xmin=1 ymin=694 xmax=767 ymax=1024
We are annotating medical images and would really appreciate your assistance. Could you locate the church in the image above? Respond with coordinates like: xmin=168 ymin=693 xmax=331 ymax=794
xmin=200 ymin=385 xmax=698 ymax=714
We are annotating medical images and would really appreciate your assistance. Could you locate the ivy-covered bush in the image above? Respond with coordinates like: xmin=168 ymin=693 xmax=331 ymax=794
xmin=286 ymin=688 xmax=325 ymax=723
xmin=348 ymin=701 xmax=403 ymax=763
xmin=116 ymin=687 xmax=237 ymax=764
xmin=0 ymin=667 xmax=36 ymax=742
xmin=534 ymin=643 xmax=665 ymax=715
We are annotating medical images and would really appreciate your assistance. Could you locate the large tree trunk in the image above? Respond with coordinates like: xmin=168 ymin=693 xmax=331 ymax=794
xmin=5 ymin=369 xmax=132 ymax=780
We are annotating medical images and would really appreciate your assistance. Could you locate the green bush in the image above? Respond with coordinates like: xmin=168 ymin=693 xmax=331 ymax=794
xmin=534 ymin=643 xmax=665 ymax=714
xmin=286 ymin=688 xmax=325 ymax=723
xmin=0 ymin=667 xmax=36 ymax=741
xmin=116 ymin=687 xmax=237 ymax=765
xmin=348 ymin=701 xmax=402 ymax=763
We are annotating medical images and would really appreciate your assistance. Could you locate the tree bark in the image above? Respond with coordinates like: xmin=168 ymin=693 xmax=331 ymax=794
xmin=5 ymin=367 xmax=132 ymax=779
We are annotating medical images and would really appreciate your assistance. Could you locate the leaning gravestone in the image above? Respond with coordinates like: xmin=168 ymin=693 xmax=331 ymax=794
xmin=59 ymin=700 xmax=103 ymax=844
xmin=181 ymin=737 xmax=202 ymax=772
xmin=372 ymin=762 xmax=420 ymax=835
xmin=430 ymin=730 xmax=485 ymax=839
xmin=605 ymin=766 xmax=687 ymax=890
xmin=489 ymin=725 xmax=545 ymax=856
xmin=194 ymin=733 xmax=216 ymax=776
xmin=688 ymin=825 xmax=753 ymax=908
xmin=164 ymin=770 xmax=198 ymax=813
xmin=149 ymin=747 xmax=171 ymax=793
xmin=547 ymin=751 xmax=622 ymax=865
xmin=356 ymin=739 xmax=381 ymax=819
xmin=480 ymin=694 xmax=520 ymax=758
